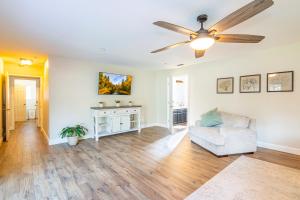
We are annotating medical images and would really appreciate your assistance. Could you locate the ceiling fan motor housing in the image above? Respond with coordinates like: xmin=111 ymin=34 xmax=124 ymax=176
xmin=197 ymin=14 xmax=208 ymax=23
xmin=197 ymin=14 xmax=208 ymax=31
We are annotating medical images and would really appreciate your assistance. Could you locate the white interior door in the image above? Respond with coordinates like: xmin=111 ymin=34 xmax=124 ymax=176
xmin=36 ymin=82 xmax=40 ymax=127
xmin=14 ymin=84 xmax=26 ymax=122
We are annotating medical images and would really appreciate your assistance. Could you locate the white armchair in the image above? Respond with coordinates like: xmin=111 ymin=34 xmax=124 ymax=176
xmin=189 ymin=112 xmax=257 ymax=156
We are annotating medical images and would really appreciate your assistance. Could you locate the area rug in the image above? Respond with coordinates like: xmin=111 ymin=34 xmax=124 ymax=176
xmin=185 ymin=156 xmax=300 ymax=200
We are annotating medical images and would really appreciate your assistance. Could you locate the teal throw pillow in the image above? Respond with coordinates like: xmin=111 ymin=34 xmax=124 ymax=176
xmin=200 ymin=108 xmax=223 ymax=127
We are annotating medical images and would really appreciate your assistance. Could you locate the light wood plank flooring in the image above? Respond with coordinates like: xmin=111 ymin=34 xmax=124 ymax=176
xmin=0 ymin=121 xmax=299 ymax=200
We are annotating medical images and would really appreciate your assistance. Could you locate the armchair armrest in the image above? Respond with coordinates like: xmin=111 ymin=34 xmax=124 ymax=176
xmin=220 ymin=127 xmax=257 ymax=154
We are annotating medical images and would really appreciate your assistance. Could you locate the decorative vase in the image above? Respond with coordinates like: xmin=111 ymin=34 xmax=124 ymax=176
xmin=99 ymin=102 xmax=104 ymax=107
xmin=128 ymin=102 xmax=133 ymax=106
xmin=67 ymin=136 xmax=78 ymax=146
xmin=116 ymin=103 xmax=120 ymax=107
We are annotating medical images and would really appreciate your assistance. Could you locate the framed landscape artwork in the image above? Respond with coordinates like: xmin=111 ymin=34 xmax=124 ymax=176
xmin=217 ymin=77 xmax=234 ymax=94
xmin=267 ymin=71 xmax=294 ymax=92
xmin=240 ymin=74 xmax=261 ymax=93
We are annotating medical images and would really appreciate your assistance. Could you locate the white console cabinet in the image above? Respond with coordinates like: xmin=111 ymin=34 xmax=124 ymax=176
xmin=91 ymin=106 xmax=141 ymax=141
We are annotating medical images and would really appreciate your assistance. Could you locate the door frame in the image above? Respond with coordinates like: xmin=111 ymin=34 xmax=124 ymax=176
xmin=167 ymin=74 xmax=189 ymax=133
xmin=6 ymin=74 xmax=42 ymax=131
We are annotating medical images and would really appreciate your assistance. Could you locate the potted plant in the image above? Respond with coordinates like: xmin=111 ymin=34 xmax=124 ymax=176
xmin=115 ymin=100 xmax=121 ymax=107
xmin=60 ymin=125 xmax=88 ymax=146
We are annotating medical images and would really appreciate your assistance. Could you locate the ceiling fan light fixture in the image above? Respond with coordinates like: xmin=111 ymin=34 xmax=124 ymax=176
xmin=190 ymin=36 xmax=215 ymax=50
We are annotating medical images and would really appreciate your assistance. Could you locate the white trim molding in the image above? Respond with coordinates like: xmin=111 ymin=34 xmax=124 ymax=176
xmin=142 ymin=123 xmax=169 ymax=129
xmin=257 ymin=141 xmax=300 ymax=155
xmin=40 ymin=127 xmax=49 ymax=143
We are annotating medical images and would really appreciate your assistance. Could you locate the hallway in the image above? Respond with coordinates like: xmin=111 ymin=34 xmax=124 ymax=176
xmin=0 ymin=121 xmax=48 ymax=199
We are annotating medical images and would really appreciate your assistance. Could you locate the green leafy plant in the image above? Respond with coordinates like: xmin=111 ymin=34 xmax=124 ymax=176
xmin=115 ymin=100 xmax=120 ymax=103
xmin=60 ymin=125 xmax=88 ymax=138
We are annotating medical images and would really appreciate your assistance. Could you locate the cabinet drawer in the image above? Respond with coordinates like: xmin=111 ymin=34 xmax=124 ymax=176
xmin=129 ymin=108 xmax=139 ymax=114
xmin=95 ymin=110 xmax=112 ymax=116
xmin=113 ymin=109 xmax=130 ymax=114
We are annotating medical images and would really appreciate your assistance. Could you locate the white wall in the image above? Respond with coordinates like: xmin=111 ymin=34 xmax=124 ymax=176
xmin=42 ymin=60 xmax=49 ymax=138
xmin=48 ymin=56 xmax=157 ymax=144
xmin=155 ymin=42 xmax=300 ymax=154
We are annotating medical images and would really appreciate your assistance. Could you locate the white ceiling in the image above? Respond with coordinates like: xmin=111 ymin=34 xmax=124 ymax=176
xmin=0 ymin=0 xmax=300 ymax=69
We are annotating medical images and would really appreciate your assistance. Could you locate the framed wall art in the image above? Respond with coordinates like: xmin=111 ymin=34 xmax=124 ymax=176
xmin=217 ymin=77 xmax=234 ymax=94
xmin=240 ymin=74 xmax=261 ymax=93
xmin=267 ymin=71 xmax=294 ymax=92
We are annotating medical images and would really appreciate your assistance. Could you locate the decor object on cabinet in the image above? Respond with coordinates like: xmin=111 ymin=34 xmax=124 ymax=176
xmin=115 ymin=100 xmax=121 ymax=107
xmin=60 ymin=125 xmax=88 ymax=146
xmin=98 ymin=72 xmax=132 ymax=95
xmin=240 ymin=74 xmax=261 ymax=93
xmin=217 ymin=77 xmax=234 ymax=94
xmin=91 ymin=106 xmax=142 ymax=141
xmin=267 ymin=71 xmax=294 ymax=92
xmin=128 ymin=101 xmax=133 ymax=106
xmin=99 ymin=102 xmax=105 ymax=107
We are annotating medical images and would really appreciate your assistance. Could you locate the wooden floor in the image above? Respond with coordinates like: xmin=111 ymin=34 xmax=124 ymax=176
xmin=0 ymin=121 xmax=300 ymax=200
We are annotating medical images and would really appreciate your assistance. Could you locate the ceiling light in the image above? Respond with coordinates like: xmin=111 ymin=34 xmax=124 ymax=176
xmin=20 ymin=58 xmax=33 ymax=66
xmin=190 ymin=36 xmax=215 ymax=50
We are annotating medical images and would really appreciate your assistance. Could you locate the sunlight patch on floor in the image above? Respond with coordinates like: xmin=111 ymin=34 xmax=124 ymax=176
xmin=144 ymin=130 xmax=187 ymax=160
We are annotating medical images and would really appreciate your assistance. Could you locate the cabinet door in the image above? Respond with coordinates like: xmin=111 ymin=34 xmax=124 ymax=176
xmin=120 ymin=116 xmax=130 ymax=131
xmin=112 ymin=116 xmax=121 ymax=132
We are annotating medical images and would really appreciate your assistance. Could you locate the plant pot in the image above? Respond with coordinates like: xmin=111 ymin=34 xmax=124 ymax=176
xmin=99 ymin=103 xmax=104 ymax=108
xmin=128 ymin=102 xmax=132 ymax=106
xmin=67 ymin=136 xmax=78 ymax=146
xmin=116 ymin=103 xmax=120 ymax=107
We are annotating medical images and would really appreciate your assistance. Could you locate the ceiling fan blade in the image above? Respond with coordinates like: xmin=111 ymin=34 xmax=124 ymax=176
xmin=195 ymin=50 xmax=205 ymax=58
xmin=151 ymin=41 xmax=190 ymax=53
xmin=153 ymin=21 xmax=198 ymax=36
xmin=208 ymin=0 xmax=274 ymax=33
xmin=215 ymin=34 xmax=265 ymax=43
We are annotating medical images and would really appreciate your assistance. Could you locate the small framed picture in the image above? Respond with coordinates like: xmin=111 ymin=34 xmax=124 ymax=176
xmin=267 ymin=71 xmax=294 ymax=92
xmin=217 ymin=77 xmax=234 ymax=94
xmin=240 ymin=74 xmax=261 ymax=93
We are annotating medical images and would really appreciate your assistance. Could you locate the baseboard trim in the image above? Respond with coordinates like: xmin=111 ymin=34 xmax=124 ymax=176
xmin=257 ymin=141 xmax=300 ymax=155
xmin=143 ymin=123 xmax=169 ymax=129
xmin=40 ymin=127 xmax=49 ymax=143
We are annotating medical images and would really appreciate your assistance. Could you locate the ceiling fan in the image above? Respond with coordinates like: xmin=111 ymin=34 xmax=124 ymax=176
xmin=151 ymin=0 xmax=274 ymax=58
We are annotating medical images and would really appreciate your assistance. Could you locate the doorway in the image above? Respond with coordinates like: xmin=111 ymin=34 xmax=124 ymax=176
xmin=14 ymin=79 xmax=37 ymax=122
xmin=167 ymin=75 xmax=189 ymax=133
xmin=3 ymin=76 xmax=41 ymax=141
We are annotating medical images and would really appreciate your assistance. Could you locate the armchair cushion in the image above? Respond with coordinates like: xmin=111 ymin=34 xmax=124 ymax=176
xmin=219 ymin=112 xmax=250 ymax=129
xmin=220 ymin=127 xmax=256 ymax=138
